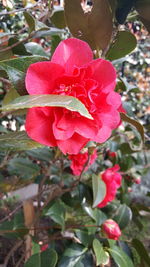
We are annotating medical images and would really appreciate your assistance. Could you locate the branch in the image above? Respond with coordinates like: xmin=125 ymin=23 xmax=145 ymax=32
xmin=3 ymin=240 xmax=23 ymax=267
xmin=0 ymin=3 xmax=40 ymax=16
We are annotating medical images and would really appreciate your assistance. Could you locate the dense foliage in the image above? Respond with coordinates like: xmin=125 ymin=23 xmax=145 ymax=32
xmin=0 ymin=0 xmax=150 ymax=266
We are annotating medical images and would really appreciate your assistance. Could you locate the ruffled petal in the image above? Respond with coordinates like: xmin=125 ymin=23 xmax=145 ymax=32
xmin=25 ymin=62 xmax=64 ymax=94
xmin=89 ymin=59 xmax=116 ymax=93
xmin=51 ymin=38 xmax=93 ymax=74
xmin=25 ymin=107 xmax=57 ymax=147
xmin=57 ymin=133 xmax=89 ymax=155
xmin=93 ymin=125 xmax=112 ymax=143
xmin=106 ymin=92 xmax=122 ymax=109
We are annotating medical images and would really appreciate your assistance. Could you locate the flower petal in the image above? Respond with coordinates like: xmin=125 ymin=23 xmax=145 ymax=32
xmin=25 ymin=107 xmax=57 ymax=147
xmin=51 ymin=38 xmax=93 ymax=74
xmin=57 ymin=133 xmax=89 ymax=155
xmin=94 ymin=125 xmax=112 ymax=143
xmin=89 ymin=59 xmax=116 ymax=93
xmin=26 ymin=62 xmax=64 ymax=94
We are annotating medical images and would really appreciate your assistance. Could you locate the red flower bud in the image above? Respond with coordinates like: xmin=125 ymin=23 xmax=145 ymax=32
xmin=102 ymin=219 xmax=121 ymax=240
xmin=40 ymin=244 xmax=48 ymax=252
xmin=134 ymin=177 xmax=141 ymax=184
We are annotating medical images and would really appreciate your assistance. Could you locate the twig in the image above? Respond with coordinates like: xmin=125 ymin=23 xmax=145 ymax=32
xmin=3 ymin=240 xmax=23 ymax=267
xmin=0 ymin=33 xmax=33 ymax=53
xmin=15 ymin=253 xmax=25 ymax=267
xmin=0 ymin=203 xmax=22 ymax=223
xmin=0 ymin=3 xmax=40 ymax=16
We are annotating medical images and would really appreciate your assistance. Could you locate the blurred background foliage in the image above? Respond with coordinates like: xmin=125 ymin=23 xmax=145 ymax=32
xmin=0 ymin=0 xmax=150 ymax=266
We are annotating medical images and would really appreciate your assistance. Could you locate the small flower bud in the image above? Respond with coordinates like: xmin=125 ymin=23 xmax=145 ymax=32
xmin=102 ymin=219 xmax=121 ymax=240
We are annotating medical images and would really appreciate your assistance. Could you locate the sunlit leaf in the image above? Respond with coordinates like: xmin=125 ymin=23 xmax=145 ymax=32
xmin=93 ymin=239 xmax=109 ymax=266
xmin=92 ymin=174 xmax=106 ymax=208
xmin=106 ymin=31 xmax=137 ymax=61
xmin=1 ymin=94 xmax=93 ymax=120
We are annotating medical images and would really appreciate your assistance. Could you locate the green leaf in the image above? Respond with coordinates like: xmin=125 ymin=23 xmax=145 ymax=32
xmin=25 ymin=42 xmax=49 ymax=58
xmin=132 ymin=239 xmax=150 ymax=266
xmin=92 ymin=174 xmax=106 ymax=208
xmin=58 ymin=244 xmax=87 ymax=267
xmin=2 ymin=87 xmax=19 ymax=106
xmin=64 ymin=0 xmax=112 ymax=50
xmin=24 ymin=11 xmax=35 ymax=33
xmin=8 ymin=37 xmax=30 ymax=56
xmin=109 ymin=246 xmax=134 ymax=267
xmin=106 ymin=31 xmax=137 ymax=61
xmin=8 ymin=157 xmax=40 ymax=180
xmin=0 ymin=131 xmax=43 ymax=151
xmin=75 ymin=229 xmax=94 ymax=247
xmin=93 ymin=239 xmax=109 ymax=266
xmin=120 ymin=113 xmax=144 ymax=151
xmin=51 ymin=9 xmax=66 ymax=29
xmin=45 ymin=200 xmax=65 ymax=230
xmin=24 ymin=249 xmax=58 ymax=267
xmin=1 ymin=94 xmax=93 ymax=120
xmin=113 ymin=204 xmax=132 ymax=229
xmin=0 ymin=56 xmax=47 ymax=95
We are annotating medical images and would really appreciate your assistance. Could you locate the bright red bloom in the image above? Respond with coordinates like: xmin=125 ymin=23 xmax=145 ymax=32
xmin=97 ymin=164 xmax=122 ymax=208
xmin=102 ymin=219 xmax=121 ymax=240
xmin=25 ymin=38 xmax=123 ymax=154
xmin=69 ymin=148 xmax=97 ymax=175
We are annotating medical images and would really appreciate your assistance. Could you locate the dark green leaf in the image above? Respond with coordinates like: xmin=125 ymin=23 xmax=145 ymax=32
xmin=8 ymin=37 xmax=30 ymax=56
xmin=24 ymin=249 xmax=58 ymax=267
xmin=92 ymin=174 xmax=106 ymax=208
xmin=51 ymin=9 xmax=66 ymax=29
xmin=132 ymin=239 xmax=150 ymax=266
xmin=0 ymin=131 xmax=43 ymax=151
xmin=58 ymin=244 xmax=87 ymax=267
xmin=75 ymin=229 xmax=94 ymax=247
xmin=109 ymin=246 xmax=134 ymax=267
xmin=93 ymin=239 xmax=109 ymax=266
xmin=0 ymin=56 xmax=47 ymax=95
xmin=120 ymin=113 xmax=144 ymax=150
xmin=45 ymin=200 xmax=65 ymax=230
xmin=113 ymin=204 xmax=132 ymax=229
xmin=24 ymin=11 xmax=35 ymax=33
xmin=106 ymin=31 xmax=137 ymax=61
xmin=8 ymin=157 xmax=40 ymax=179
xmin=64 ymin=0 xmax=112 ymax=50
xmin=1 ymin=94 xmax=93 ymax=120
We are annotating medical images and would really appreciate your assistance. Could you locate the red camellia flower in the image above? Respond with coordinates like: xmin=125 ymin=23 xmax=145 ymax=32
xmin=97 ymin=164 xmax=122 ymax=208
xmin=107 ymin=150 xmax=117 ymax=158
xmin=69 ymin=148 xmax=97 ymax=175
xmin=102 ymin=219 xmax=121 ymax=240
xmin=25 ymin=38 xmax=123 ymax=155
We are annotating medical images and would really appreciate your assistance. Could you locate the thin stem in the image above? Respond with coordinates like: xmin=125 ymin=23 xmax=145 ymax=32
xmin=0 ymin=3 xmax=39 ymax=16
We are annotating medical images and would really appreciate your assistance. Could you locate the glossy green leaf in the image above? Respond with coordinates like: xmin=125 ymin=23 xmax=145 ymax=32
xmin=109 ymin=246 xmax=134 ymax=267
xmin=45 ymin=200 xmax=65 ymax=230
xmin=113 ymin=204 xmax=132 ymax=229
xmin=106 ymin=31 xmax=137 ymax=61
xmin=93 ymin=239 xmax=109 ymax=266
xmin=0 ymin=131 xmax=43 ymax=151
xmin=8 ymin=37 xmax=30 ymax=56
xmin=75 ymin=229 xmax=94 ymax=247
xmin=24 ymin=249 xmax=58 ymax=267
xmin=58 ymin=244 xmax=87 ymax=267
xmin=64 ymin=0 xmax=112 ymax=50
xmin=132 ymin=239 xmax=150 ymax=266
xmin=25 ymin=42 xmax=49 ymax=58
xmin=1 ymin=94 xmax=93 ymax=120
xmin=51 ymin=9 xmax=66 ymax=29
xmin=92 ymin=174 xmax=106 ymax=208
xmin=0 ymin=56 xmax=47 ymax=95
xmin=24 ymin=11 xmax=35 ymax=33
